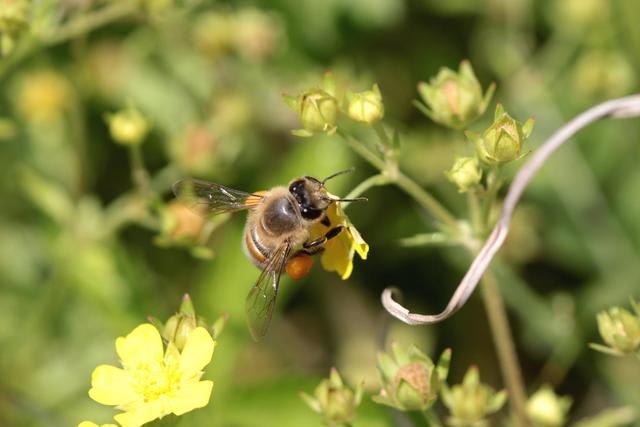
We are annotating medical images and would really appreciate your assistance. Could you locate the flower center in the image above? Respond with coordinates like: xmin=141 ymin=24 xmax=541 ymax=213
xmin=134 ymin=361 xmax=182 ymax=402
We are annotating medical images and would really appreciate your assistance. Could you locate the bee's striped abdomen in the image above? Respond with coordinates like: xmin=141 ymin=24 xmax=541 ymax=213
xmin=243 ymin=226 xmax=270 ymax=267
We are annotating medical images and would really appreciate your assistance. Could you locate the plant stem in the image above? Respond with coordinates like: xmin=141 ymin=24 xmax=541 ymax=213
xmin=338 ymin=130 xmax=459 ymax=231
xmin=338 ymin=129 xmax=386 ymax=170
xmin=102 ymin=165 xmax=179 ymax=236
xmin=466 ymin=180 xmax=528 ymax=425
xmin=129 ymin=144 xmax=151 ymax=197
xmin=422 ymin=409 xmax=443 ymax=427
xmin=467 ymin=189 xmax=482 ymax=235
xmin=372 ymin=121 xmax=392 ymax=155
xmin=480 ymin=270 xmax=530 ymax=427
xmin=394 ymin=171 xmax=459 ymax=232
xmin=398 ymin=232 xmax=455 ymax=247
xmin=45 ymin=2 xmax=138 ymax=45
xmin=0 ymin=2 xmax=137 ymax=81
xmin=481 ymin=167 xmax=502 ymax=231
xmin=342 ymin=173 xmax=390 ymax=210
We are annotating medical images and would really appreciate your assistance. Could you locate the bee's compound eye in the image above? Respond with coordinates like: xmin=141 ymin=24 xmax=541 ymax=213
xmin=289 ymin=180 xmax=305 ymax=196
xmin=286 ymin=254 xmax=314 ymax=279
xmin=301 ymin=207 xmax=322 ymax=220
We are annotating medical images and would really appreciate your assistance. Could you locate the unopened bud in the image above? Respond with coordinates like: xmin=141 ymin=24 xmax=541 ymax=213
xmin=152 ymin=294 xmax=226 ymax=351
xmin=192 ymin=12 xmax=235 ymax=58
xmin=234 ymin=8 xmax=281 ymax=62
xmin=441 ymin=366 xmax=507 ymax=426
xmin=346 ymin=84 xmax=384 ymax=125
xmin=106 ymin=104 xmax=149 ymax=146
xmin=445 ymin=156 xmax=482 ymax=193
xmin=526 ymin=385 xmax=572 ymax=427
xmin=593 ymin=301 xmax=640 ymax=356
xmin=466 ymin=104 xmax=534 ymax=165
xmin=284 ymin=73 xmax=339 ymax=137
xmin=160 ymin=200 xmax=206 ymax=242
xmin=284 ymin=88 xmax=339 ymax=137
xmin=301 ymin=367 xmax=363 ymax=426
xmin=416 ymin=60 xmax=495 ymax=129
xmin=373 ymin=344 xmax=450 ymax=411
xmin=162 ymin=294 xmax=198 ymax=351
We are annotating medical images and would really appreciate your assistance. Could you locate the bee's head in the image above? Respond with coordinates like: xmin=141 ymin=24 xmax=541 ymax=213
xmin=288 ymin=168 xmax=366 ymax=221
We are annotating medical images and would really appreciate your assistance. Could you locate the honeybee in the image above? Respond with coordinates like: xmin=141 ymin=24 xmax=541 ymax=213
xmin=173 ymin=169 xmax=364 ymax=340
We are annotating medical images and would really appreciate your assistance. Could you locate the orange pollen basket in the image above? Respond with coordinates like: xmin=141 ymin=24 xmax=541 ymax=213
xmin=285 ymin=253 xmax=314 ymax=279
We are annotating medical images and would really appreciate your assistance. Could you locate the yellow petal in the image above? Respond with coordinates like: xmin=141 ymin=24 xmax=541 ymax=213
xmin=78 ymin=423 xmax=118 ymax=427
xmin=116 ymin=324 xmax=163 ymax=368
xmin=168 ymin=380 xmax=214 ymax=416
xmin=88 ymin=365 xmax=138 ymax=406
xmin=311 ymin=199 xmax=368 ymax=279
xmin=321 ymin=233 xmax=354 ymax=280
xmin=164 ymin=341 xmax=180 ymax=366
xmin=180 ymin=327 xmax=215 ymax=377
xmin=348 ymin=225 xmax=369 ymax=260
xmin=114 ymin=402 xmax=160 ymax=427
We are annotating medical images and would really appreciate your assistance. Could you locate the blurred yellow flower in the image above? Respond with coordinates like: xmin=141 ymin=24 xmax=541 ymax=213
xmin=78 ymin=422 xmax=118 ymax=427
xmin=311 ymin=201 xmax=368 ymax=280
xmin=89 ymin=324 xmax=215 ymax=427
xmin=16 ymin=70 xmax=73 ymax=122
xmin=105 ymin=104 xmax=149 ymax=146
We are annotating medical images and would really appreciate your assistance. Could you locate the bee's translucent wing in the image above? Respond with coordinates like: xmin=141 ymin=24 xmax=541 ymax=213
xmin=245 ymin=240 xmax=292 ymax=340
xmin=173 ymin=178 xmax=264 ymax=215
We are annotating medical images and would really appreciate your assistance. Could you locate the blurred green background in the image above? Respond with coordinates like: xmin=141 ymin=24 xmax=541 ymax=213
xmin=1 ymin=0 xmax=640 ymax=426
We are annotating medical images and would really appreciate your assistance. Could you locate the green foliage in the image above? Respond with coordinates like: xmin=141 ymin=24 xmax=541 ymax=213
xmin=1 ymin=1 xmax=640 ymax=427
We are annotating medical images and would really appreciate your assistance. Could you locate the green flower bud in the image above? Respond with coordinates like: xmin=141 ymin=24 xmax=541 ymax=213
xmin=415 ymin=60 xmax=495 ymax=129
xmin=300 ymin=368 xmax=363 ymax=426
xmin=284 ymin=73 xmax=339 ymax=137
xmin=150 ymin=294 xmax=227 ymax=351
xmin=192 ymin=12 xmax=235 ymax=58
xmin=105 ymin=104 xmax=149 ymax=146
xmin=372 ymin=344 xmax=450 ymax=412
xmin=234 ymin=8 xmax=282 ymax=62
xmin=441 ymin=366 xmax=507 ymax=427
xmin=466 ymin=104 xmax=534 ymax=165
xmin=162 ymin=294 xmax=198 ymax=351
xmin=445 ymin=156 xmax=482 ymax=193
xmin=157 ymin=200 xmax=206 ymax=243
xmin=0 ymin=0 xmax=29 ymax=35
xmin=526 ymin=385 xmax=572 ymax=427
xmin=593 ymin=301 xmax=640 ymax=356
xmin=283 ymin=88 xmax=339 ymax=137
xmin=346 ymin=84 xmax=384 ymax=125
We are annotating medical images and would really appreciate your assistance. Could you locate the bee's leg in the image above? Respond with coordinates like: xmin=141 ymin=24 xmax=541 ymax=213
xmin=300 ymin=247 xmax=324 ymax=255
xmin=303 ymin=226 xmax=344 ymax=250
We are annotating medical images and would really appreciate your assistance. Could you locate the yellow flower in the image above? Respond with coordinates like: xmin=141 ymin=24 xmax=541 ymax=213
xmin=16 ymin=70 xmax=73 ymax=122
xmin=89 ymin=324 xmax=215 ymax=427
xmin=78 ymin=422 xmax=118 ymax=427
xmin=105 ymin=105 xmax=149 ymax=146
xmin=311 ymin=201 xmax=368 ymax=280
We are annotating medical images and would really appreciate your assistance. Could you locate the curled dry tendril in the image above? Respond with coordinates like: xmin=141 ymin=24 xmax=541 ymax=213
xmin=382 ymin=94 xmax=640 ymax=325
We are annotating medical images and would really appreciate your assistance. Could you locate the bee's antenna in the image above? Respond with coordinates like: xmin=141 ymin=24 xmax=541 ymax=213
xmin=328 ymin=196 xmax=368 ymax=203
xmin=321 ymin=167 xmax=355 ymax=185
